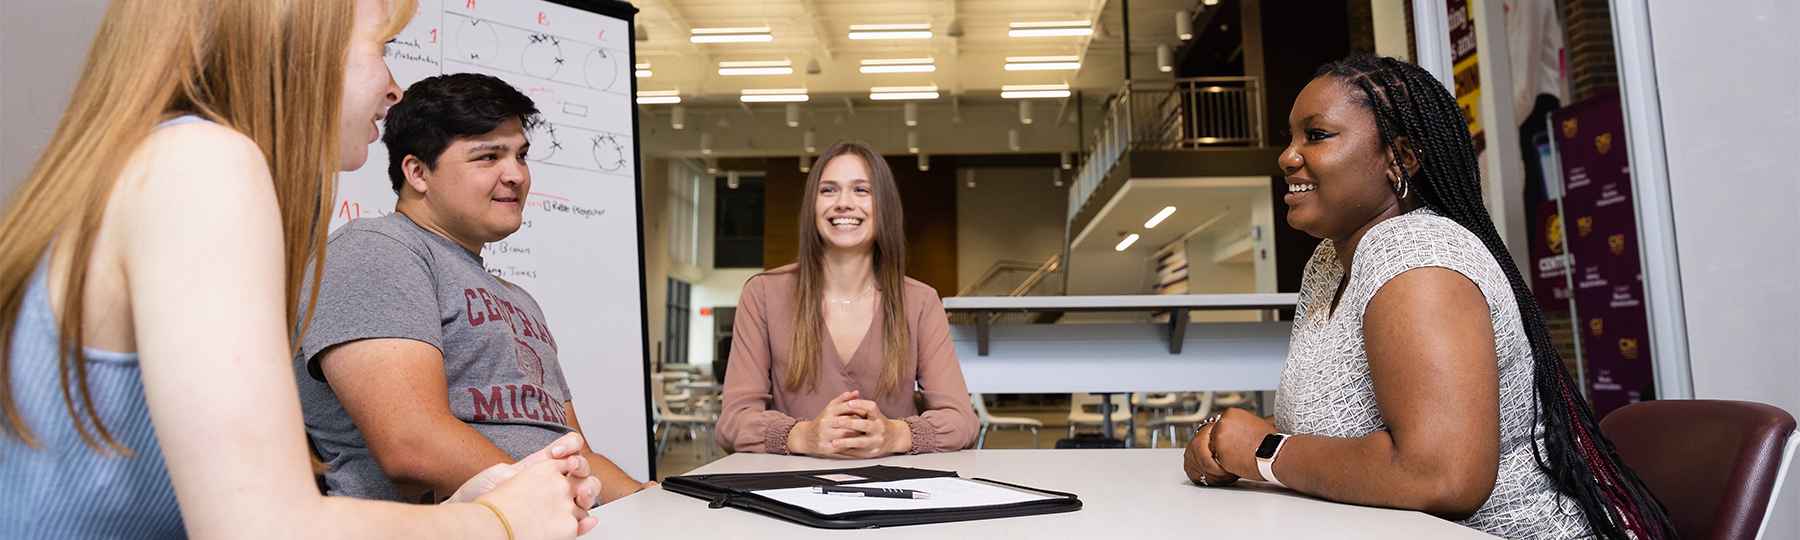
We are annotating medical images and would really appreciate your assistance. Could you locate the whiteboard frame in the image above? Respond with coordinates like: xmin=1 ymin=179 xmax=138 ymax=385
xmin=540 ymin=0 xmax=657 ymax=477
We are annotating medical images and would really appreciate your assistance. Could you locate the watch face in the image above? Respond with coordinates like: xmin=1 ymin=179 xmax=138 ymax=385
xmin=1255 ymin=434 xmax=1285 ymax=459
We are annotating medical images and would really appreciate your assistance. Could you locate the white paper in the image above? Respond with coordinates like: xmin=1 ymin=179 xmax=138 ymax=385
xmin=752 ymin=477 xmax=1057 ymax=516
xmin=812 ymin=474 xmax=869 ymax=483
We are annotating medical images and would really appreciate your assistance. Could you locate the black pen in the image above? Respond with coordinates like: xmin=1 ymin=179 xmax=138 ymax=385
xmin=811 ymin=485 xmax=932 ymax=499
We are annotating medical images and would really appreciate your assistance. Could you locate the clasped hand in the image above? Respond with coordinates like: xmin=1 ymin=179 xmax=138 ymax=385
xmin=1183 ymin=407 xmax=1278 ymax=487
xmin=788 ymin=390 xmax=912 ymax=458
xmin=446 ymin=431 xmax=603 ymax=535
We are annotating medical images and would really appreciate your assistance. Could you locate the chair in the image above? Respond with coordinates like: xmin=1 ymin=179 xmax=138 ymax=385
xmin=1134 ymin=392 xmax=1182 ymax=416
xmin=1146 ymin=391 xmax=1215 ymax=448
xmin=650 ymin=373 xmax=715 ymax=459
xmin=972 ymin=394 xmax=1044 ymax=448
xmin=1600 ymin=400 xmax=1797 ymax=540
xmin=1066 ymin=393 xmax=1132 ymax=439
xmin=1212 ymin=391 xmax=1253 ymax=413
xmin=657 ymin=371 xmax=694 ymax=412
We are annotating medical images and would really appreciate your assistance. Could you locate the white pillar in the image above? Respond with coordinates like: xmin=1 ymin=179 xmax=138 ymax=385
xmin=1472 ymin=0 xmax=1528 ymax=278
xmin=1371 ymin=0 xmax=1412 ymax=61
xmin=1412 ymin=0 xmax=1455 ymax=89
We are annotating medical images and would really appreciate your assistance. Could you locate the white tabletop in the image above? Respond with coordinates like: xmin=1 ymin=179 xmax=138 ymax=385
xmin=588 ymin=449 xmax=1495 ymax=538
xmin=942 ymin=293 xmax=1298 ymax=312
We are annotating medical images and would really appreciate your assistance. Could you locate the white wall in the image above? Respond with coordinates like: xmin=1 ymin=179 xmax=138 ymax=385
xmin=685 ymin=268 xmax=764 ymax=369
xmin=1067 ymin=245 xmax=1155 ymax=296
xmin=955 ymin=168 xmax=1068 ymax=293
xmin=1371 ymin=0 xmax=1414 ymax=61
xmin=1644 ymin=1 xmax=1800 ymax=536
xmin=1250 ymin=185 xmax=1279 ymax=294
xmin=1183 ymin=230 xmax=1259 ymax=324
xmin=0 ymin=1 xmax=108 ymax=203
xmin=640 ymin=158 xmax=671 ymax=368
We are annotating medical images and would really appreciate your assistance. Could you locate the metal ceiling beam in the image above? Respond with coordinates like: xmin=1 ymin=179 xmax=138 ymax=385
xmin=638 ymin=0 xmax=705 ymax=56
xmin=796 ymin=0 xmax=835 ymax=62
xmin=1073 ymin=0 xmax=1109 ymax=81
xmin=939 ymin=0 xmax=962 ymax=94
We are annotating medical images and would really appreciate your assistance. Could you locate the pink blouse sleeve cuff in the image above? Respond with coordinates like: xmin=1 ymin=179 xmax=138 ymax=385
xmin=902 ymin=416 xmax=940 ymax=454
xmin=762 ymin=414 xmax=800 ymax=455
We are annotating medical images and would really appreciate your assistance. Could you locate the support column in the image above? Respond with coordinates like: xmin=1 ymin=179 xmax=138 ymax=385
xmin=1472 ymin=0 xmax=1528 ymax=277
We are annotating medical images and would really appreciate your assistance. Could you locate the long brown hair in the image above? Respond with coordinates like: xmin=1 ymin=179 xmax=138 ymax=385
xmin=0 ymin=0 xmax=415 ymax=453
xmin=786 ymin=142 xmax=911 ymax=396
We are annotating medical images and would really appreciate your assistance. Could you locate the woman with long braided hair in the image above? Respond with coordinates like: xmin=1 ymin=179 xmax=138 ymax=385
xmin=1181 ymin=54 xmax=1674 ymax=539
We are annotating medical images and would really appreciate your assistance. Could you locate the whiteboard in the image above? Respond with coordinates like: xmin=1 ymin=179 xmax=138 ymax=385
xmin=333 ymin=0 xmax=652 ymax=479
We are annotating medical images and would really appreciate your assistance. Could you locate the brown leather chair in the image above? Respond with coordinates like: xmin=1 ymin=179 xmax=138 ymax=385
xmin=1600 ymin=400 xmax=1797 ymax=540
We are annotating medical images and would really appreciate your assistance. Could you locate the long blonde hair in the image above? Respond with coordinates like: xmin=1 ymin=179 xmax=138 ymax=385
xmin=786 ymin=142 xmax=911 ymax=396
xmin=0 ymin=0 xmax=415 ymax=453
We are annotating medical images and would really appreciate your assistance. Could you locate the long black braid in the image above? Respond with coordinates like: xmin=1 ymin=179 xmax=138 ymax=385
xmin=1315 ymin=54 xmax=1676 ymax=540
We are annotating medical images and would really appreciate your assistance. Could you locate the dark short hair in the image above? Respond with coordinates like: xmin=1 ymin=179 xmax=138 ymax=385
xmin=382 ymin=73 xmax=540 ymax=193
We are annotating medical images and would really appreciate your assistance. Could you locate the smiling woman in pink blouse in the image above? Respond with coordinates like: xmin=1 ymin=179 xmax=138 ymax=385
xmin=715 ymin=141 xmax=978 ymax=458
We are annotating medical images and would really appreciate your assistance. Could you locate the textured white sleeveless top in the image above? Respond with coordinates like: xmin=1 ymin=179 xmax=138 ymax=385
xmin=1275 ymin=208 xmax=1593 ymax=538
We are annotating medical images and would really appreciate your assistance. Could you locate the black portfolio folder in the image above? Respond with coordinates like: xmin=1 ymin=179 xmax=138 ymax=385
xmin=662 ymin=465 xmax=1082 ymax=529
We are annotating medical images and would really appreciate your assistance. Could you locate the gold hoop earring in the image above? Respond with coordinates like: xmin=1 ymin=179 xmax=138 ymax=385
xmin=1390 ymin=172 xmax=1410 ymax=200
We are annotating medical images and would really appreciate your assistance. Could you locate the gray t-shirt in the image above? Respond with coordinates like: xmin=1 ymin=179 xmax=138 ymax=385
xmin=295 ymin=212 xmax=572 ymax=502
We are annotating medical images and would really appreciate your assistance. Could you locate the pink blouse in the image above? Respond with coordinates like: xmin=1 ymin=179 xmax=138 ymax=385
xmin=714 ymin=265 xmax=977 ymax=454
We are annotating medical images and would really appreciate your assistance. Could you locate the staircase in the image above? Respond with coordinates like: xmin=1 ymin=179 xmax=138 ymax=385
xmin=951 ymin=254 xmax=1064 ymax=326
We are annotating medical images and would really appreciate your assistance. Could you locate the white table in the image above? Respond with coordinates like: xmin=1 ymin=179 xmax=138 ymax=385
xmin=588 ymin=449 xmax=1495 ymax=538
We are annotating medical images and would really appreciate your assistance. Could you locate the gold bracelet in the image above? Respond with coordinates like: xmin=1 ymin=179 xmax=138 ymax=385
xmin=474 ymin=500 xmax=515 ymax=540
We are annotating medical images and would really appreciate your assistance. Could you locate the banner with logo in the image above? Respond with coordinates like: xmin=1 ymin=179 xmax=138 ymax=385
xmin=1528 ymin=198 xmax=1572 ymax=311
xmin=1553 ymin=92 xmax=1654 ymax=416
xmin=1446 ymin=0 xmax=1486 ymax=154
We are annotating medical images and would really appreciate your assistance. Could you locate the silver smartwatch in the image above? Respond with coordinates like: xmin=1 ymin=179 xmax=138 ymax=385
xmin=1254 ymin=432 xmax=1292 ymax=487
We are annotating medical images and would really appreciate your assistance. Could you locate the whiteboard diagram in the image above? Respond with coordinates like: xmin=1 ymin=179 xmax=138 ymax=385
xmin=519 ymin=120 xmax=630 ymax=174
xmin=583 ymin=48 xmax=620 ymax=90
xmin=443 ymin=12 xmax=631 ymax=94
xmin=331 ymin=0 xmax=651 ymax=481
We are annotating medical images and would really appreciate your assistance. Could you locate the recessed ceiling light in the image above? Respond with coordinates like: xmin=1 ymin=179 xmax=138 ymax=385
xmin=870 ymin=86 xmax=940 ymax=101
xmin=1009 ymin=20 xmax=1092 ymax=37
xmin=1144 ymin=206 xmax=1177 ymax=228
xmin=739 ymin=88 xmax=809 ymax=103
xmin=1000 ymin=83 xmax=1072 ymax=99
xmin=859 ymin=57 xmax=937 ymax=73
xmin=848 ymin=23 xmax=932 ymax=40
xmin=1115 ymin=233 xmax=1141 ymax=252
xmin=718 ymin=59 xmax=794 ymax=76
xmin=690 ymin=26 xmax=773 ymax=43
xmin=636 ymin=90 xmax=681 ymax=104
xmin=862 ymin=66 xmax=934 ymax=74
xmin=1004 ymin=55 xmax=1082 ymax=71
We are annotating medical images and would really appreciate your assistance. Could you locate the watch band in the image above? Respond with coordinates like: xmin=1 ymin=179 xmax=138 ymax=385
xmin=1255 ymin=433 xmax=1291 ymax=487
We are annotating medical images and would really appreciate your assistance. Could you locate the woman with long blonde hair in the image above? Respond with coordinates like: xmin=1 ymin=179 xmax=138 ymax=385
xmin=0 ymin=1 xmax=597 ymax=537
xmin=715 ymin=141 xmax=977 ymax=457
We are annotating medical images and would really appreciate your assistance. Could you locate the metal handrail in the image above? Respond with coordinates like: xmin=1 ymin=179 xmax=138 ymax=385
xmin=1007 ymin=254 xmax=1062 ymax=297
xmin=950 ymin=254 xmax=1063 ymax=326
xmin=956 ymin=259 xmax=1048 ymax=297
xmin=1070 ymin=77 xmax=1265 ymax=222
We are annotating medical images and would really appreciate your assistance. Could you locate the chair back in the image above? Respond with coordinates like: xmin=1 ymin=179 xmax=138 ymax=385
xmin=971 ymin=394 xmax=994 ymax=424
xmin=1600 ymin=399 xmax=1797 ymax=540
xmin=649 ymin=373 xmax=680 ymax=417
xmin=1070 ymin=393 xmax=1131 ymax=417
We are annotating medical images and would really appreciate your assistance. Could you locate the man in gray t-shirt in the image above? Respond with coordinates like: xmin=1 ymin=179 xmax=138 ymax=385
xmin=297 ymin=212 xmax=576 ymax=501
xmin=295 ymin=73 xmax=647 ymax=504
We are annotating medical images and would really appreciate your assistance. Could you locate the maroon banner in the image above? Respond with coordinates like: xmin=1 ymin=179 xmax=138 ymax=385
xmin=1554 ymin=92 xmax=1655 ymax=416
